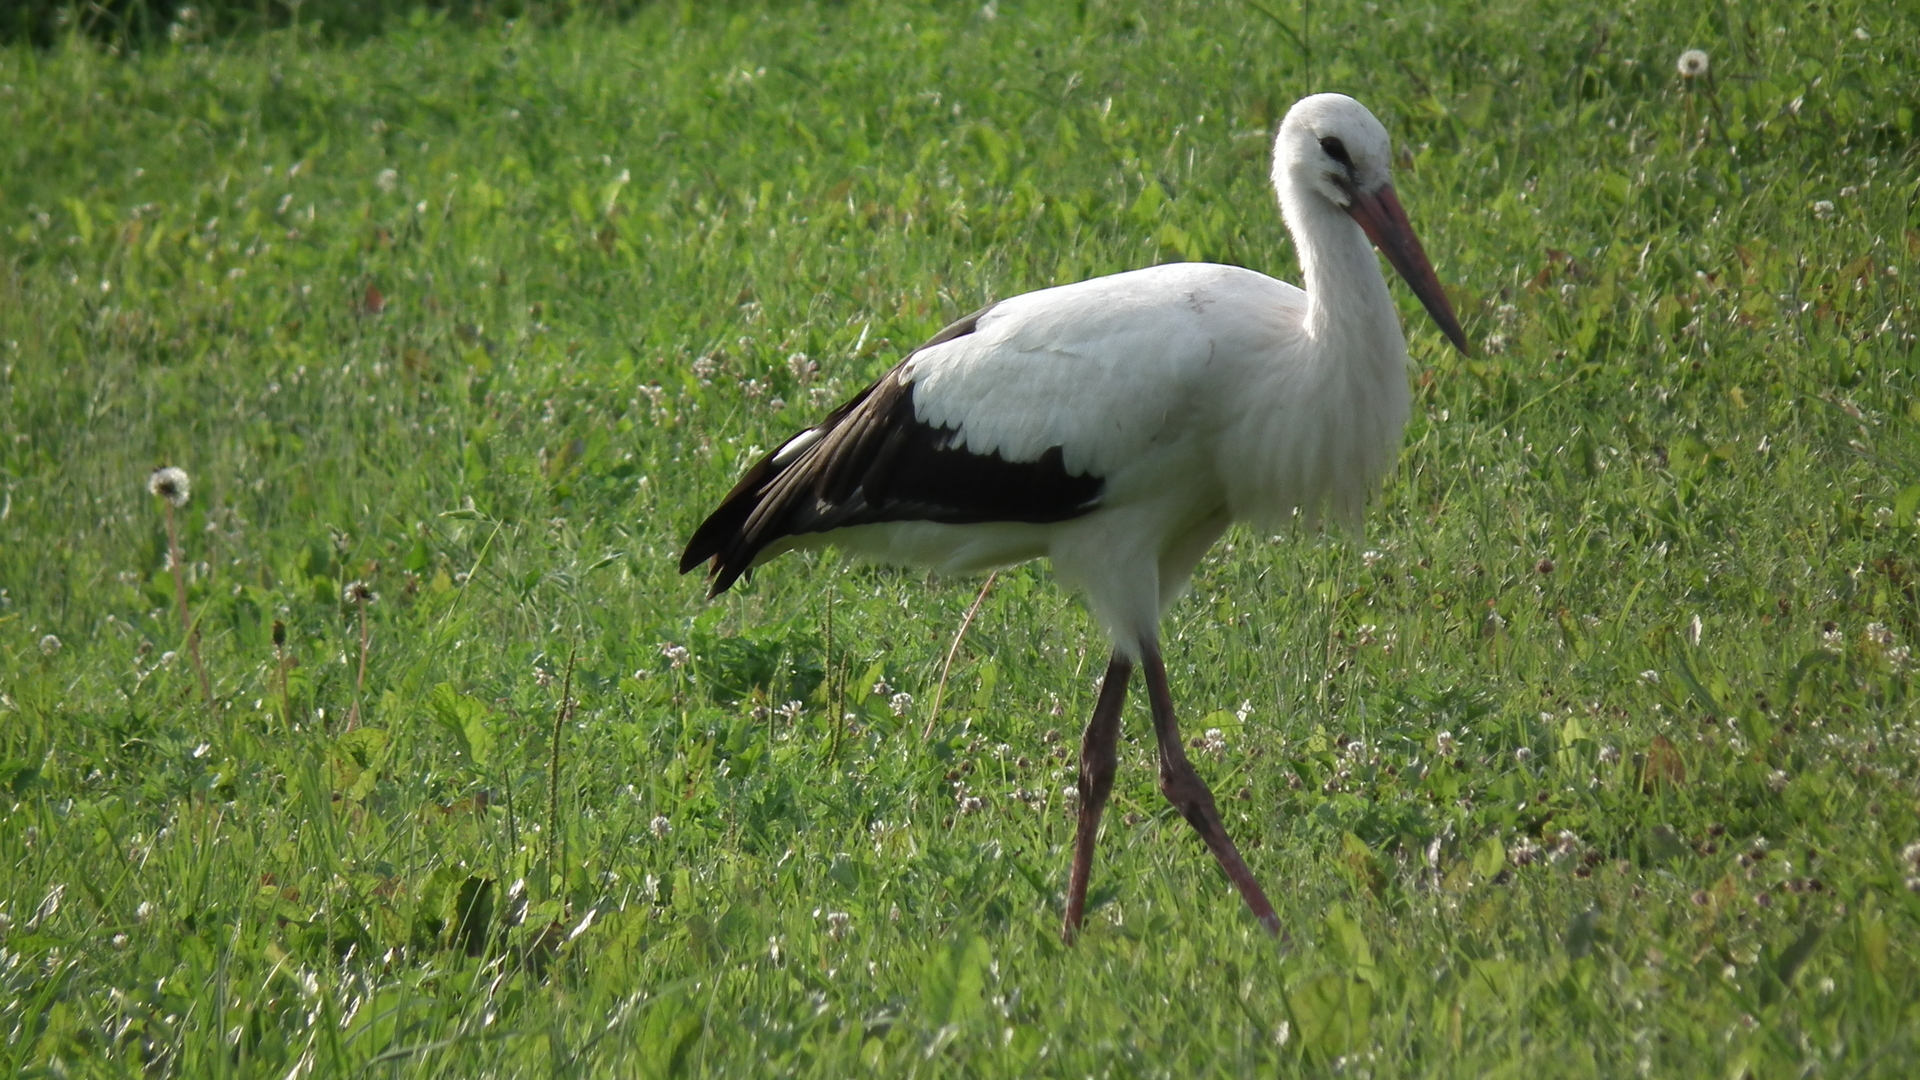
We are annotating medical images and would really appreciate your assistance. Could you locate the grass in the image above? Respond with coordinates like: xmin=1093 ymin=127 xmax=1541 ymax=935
xmin=2 ymin=0 xmax=1919 ymax=1074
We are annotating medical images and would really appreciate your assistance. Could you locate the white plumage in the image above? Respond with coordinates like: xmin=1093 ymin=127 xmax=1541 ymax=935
xmin=683 ymin=93 xmax=1468 ymax=941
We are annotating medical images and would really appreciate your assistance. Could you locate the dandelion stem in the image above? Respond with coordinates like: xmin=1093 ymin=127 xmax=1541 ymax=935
xmin=923 ymin=571 xmax=997 ymax=739
xmin=347 ymin=595 xmax=370 ymax=730
xmin=825 ymin=570 xmax=840 ymax=762
xmin=163 ymin=500 xmax=214 ymax=710
xmin=274 ymin=621 xmax=296 ymax=730
xmin=548 ymin=644 xmax=576 ymax=894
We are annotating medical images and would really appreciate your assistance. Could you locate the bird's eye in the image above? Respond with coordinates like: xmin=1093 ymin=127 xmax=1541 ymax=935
xmin=1319 ymin=136 xmax=1354 ymax=171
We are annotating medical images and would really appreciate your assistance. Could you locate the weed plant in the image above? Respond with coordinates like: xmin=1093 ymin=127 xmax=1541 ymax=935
xmin=1 ymin=0 xmax=1918 ymax=1075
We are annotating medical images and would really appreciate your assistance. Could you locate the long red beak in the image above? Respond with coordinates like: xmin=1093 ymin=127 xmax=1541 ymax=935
xmin=1345 ymin=183 xmax=1470 ymax=356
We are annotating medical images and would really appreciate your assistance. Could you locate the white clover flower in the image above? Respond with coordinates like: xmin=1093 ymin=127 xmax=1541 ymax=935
xmin=342 ymin=580 xmax=376 ymax=605
xmin=959 ymin=795 xmax=983 ymax=815
xmin=871 ymin=679 xmax=892 ymax=698
xmin=1676 ymin=49 xmax=1709 ymax=79
xmin=786 ymin=353 xmax=817 ymax=382
xmin=649 ymin=815 xmax=671 ymax=839
xmin=1514 ymin=747 xmax=1534 ymax=764
xmin=658 ymin=643 xmax=690 ymax=669
xmin=1436 ymin=730 xmax=1457 ymax=757
xmin=1812 ymin=200 xmax=1835 ymax=220
xmin=889 ymin=691 xmax=913 ymax=716
xmin=376 ymin=168 xmax=398 ymax=193
xmin=1598 ymin=745 xmax=1621 ymax=765
xmin=1201 ymin=728 xmax=1227 ymax=755
xmin=147 ymin=466 xmax=191 ymax=507
xmin=825 ymin=911 xmax=850 ymax=939
xmin=1509 ymin=838 xmax=1542 ymax=866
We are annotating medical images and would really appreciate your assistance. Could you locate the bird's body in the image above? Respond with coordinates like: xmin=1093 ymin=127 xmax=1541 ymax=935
xmin=682 ymin=94 xmax=1468 ymax=940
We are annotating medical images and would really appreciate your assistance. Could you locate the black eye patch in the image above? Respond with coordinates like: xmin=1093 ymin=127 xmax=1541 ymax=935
xmin=1319 ymin=136 xmax=1354 ymax=171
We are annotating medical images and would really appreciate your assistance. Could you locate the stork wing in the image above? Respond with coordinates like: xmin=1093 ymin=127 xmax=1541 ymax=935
xmin=679 ymin=304 xmax=1102 ymax=595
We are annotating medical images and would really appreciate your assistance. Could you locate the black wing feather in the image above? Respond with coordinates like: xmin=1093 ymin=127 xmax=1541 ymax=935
xmin=679 ymin=305 xmax=1105 ymax=595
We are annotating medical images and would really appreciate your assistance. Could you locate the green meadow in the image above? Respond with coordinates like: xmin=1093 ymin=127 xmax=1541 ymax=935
xmin=3 ymin=0 xmax=1918 ymax=1074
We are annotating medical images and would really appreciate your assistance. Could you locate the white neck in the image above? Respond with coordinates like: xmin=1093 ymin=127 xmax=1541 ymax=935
xmin=1278 ymin=176 xmax=1406 ymax=362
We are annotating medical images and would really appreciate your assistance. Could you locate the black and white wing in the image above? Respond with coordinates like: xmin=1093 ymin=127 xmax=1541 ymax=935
xmin=678 ymin=305 xmax=1106 ymax=594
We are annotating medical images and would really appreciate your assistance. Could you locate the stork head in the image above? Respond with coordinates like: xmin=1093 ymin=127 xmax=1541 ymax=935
xmin=1275 ymin=94 xmax=1470 ymax=355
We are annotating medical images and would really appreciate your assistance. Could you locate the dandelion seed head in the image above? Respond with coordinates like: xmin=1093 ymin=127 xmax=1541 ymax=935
xmin=147 ymin=466 xmax=191 ymax=507
xmin=1676 ymin=49 xmax=1709 ymax=79
xmin=38 ymin=634 xmax=61 ymax=657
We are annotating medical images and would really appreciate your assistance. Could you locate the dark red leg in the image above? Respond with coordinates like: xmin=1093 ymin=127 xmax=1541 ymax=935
xmin=1140 ymin=643 xmax=1282 ymax=937
xmin=1062 ymin=653 xmax=1132 ymax=943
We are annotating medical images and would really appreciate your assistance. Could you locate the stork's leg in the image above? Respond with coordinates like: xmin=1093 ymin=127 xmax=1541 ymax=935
xmin=1062 ymin=652 xmax=1133 ymax=943
xmin=1140 ymin=643 xmax=1283 ymax=937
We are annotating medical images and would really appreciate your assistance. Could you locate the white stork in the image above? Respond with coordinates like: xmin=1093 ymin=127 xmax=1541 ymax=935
xmin=681 ymin=94 xmax=1469 ymax=941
